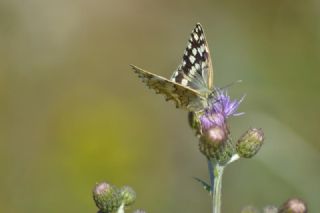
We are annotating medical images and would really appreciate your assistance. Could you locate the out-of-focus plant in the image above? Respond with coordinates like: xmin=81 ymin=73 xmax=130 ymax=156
xmin=93 ymin=182 xmax=140 ymax=213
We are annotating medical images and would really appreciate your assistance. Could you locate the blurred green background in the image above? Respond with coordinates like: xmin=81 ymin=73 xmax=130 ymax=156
xmin=1 ymin=0 xmax=319 ymax=212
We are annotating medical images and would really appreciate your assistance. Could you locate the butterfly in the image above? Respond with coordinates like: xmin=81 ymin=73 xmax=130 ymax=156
xmin=131 ymin=23 xmax=215 ymax=113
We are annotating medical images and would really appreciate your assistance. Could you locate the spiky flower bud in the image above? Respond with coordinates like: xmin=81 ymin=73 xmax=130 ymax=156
xmin=240 ymin=205 xmax=259 ymax=213
xmin=93 ymin=182 xmax=122 ymax=213
xmin=120 ymin=186 xmax=136 ymax=207
xmin=279 ymin=198 xmax=307 ymax=213
xmin=236 ymin=128 xmax=264 ymax=158
xmin=201 ymin=125 xmax=228 ymax=146
xmin=199 ymin=125 xmax=234 ymax=164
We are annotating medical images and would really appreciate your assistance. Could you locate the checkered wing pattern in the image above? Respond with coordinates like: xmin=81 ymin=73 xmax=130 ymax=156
xmin=131 ymin=23 xmax=214 ymax=112
xmin=170 ymin=23 xmax=214 ymax=93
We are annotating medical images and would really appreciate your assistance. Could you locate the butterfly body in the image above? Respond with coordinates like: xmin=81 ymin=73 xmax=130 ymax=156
xmin=131 ymin=23 xmax=215 ymax=113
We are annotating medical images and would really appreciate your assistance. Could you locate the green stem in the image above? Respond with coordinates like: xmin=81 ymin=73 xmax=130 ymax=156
xmin=208 ymin=153 xmax=239 ymax=213
xmin=212 ymin=164 xmax=224 ymax=213
xmin=207 ymin=158 xmax=215 ymax=194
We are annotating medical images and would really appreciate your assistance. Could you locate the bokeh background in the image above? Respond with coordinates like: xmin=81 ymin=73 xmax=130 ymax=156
xmin=1 ymin=0 xmax=319 ymax=212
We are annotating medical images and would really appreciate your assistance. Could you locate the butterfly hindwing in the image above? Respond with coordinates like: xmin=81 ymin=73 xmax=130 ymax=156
xmin=131 ymin=65 xmax=205 ymax=111
xmin=170 ymin=23 xmax=214 ymax=93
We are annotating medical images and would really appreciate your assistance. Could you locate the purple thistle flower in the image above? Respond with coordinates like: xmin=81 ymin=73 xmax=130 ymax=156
xmin=198 ymin=89 xmax=244 ymax=160
xmin=200 ymin=89 xmax=244 ymax=131
xmin=200 ymin=113 xmax=225 ymax=130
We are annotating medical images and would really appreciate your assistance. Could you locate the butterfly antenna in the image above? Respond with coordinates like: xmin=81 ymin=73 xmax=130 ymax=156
xmin=211 ymin=80 xmax=242 ymax=98
xmin=219 ymin=80 xmax=242 ymax=90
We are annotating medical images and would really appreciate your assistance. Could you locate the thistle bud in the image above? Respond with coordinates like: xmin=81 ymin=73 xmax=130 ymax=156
xmin=279 ymin=198 xmax=307 ymax=213
xmin=236 ymin=128 xmax=264 ymax=158
xmin=201 ymin=125 xmax=228 ymax=145
xmin=199 ymin=125 xmax=234 ymax=164
xmin=93 ymin=182 xmax=122 ymax=213
xmin=120 ymin=186 xmax=136 ymax=207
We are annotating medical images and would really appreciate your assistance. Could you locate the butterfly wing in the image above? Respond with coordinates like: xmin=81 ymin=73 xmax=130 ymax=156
xmin=131 ymin=65 xmax=206 ymax=111
xmin=131 ymin=23 xmax=214 ymax=112
xmin=170 ymin=23 xmax=214 ymax=93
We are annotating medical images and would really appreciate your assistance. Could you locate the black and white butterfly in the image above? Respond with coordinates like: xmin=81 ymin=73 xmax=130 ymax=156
xmin=131 ymin=23 xmax=215 ymax=112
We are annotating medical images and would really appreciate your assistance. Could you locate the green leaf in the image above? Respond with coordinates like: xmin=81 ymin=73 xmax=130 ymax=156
xmin=193 ymin=177 xmax=211 ymax=195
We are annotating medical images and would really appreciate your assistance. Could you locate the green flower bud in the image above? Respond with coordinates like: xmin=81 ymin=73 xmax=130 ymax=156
xmin=241 ymin=205 xmax=259 ymax=213
xmin=199 ymin=125 xmax=234 ymax=165
xmin=279 ymin=198 xmax=307 ymax=213
xmin=120 ymin=186 xmax=136 ymax=207
xmin=93 ymin=182 xmax=122 ymax=213
xmin=263 ymin=205 xmax=278 ymax=213
xmin=236 ymin=128 xmax=264 ymax=158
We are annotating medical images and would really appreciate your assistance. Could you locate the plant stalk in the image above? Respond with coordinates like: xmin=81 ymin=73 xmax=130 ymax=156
xmin=213 ymin=165 xmax=224 ymax=213
xmin=207 ymin=158 xmax=215 ymax=194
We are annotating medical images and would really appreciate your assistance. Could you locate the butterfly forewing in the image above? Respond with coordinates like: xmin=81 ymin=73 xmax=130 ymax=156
xmin=131 ymin=65 xmax=206 ymax=111
xmin=170 ymin=23 xmax=214 ymax=93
